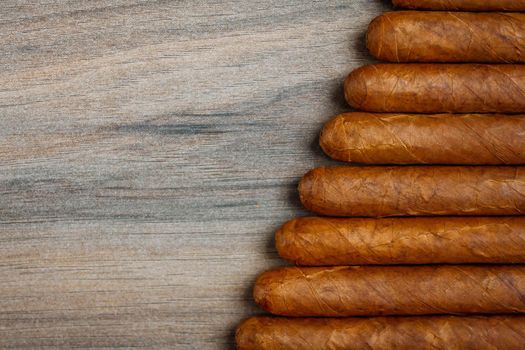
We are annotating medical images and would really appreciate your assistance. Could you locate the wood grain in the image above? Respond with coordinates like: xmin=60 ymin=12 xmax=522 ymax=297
xmin=0 ymin=1 xmax=388 ymax=348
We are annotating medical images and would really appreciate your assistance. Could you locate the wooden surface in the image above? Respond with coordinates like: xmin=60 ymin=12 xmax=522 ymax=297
xmin=0 ymin=1 xmax=388 ymax=348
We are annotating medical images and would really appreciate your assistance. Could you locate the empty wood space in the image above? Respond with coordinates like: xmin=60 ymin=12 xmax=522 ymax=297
xmin=0 ymin=1 xmax=387 ymax=348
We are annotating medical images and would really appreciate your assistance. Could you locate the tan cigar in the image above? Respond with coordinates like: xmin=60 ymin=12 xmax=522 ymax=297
xmin=299 ymin=166 xmax=525 ymax=217
xmin=320 ymin=113 xmax=525 ymax=165
xmin=237 ymin=316 xmax=525 ymax=350
xmin=254 ymin=265 xmax=525 ymax=317
xmin=276 ymin=216 xmax=525 ymax=266
xmin=345 ymin=64 xmax=525 ymax=113
xmin=367 ymin=12 xmax=525 ymax=63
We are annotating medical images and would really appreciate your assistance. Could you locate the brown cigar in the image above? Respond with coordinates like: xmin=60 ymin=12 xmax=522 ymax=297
xmin=236 ymin=316 xmax=525 ymax=350
xmin=392 ymin=0 xmax=525 ymax=11
xmin=254 ymin=265 xmax=525 ymax=317
xmin=320 ymin=113 xmax=525 ymax=165
xmin=299 ymin=166 xmax=525 ymax=217
xmin=344 ymin=64 xmax=525 ymax=113
xmin=276 ymin=216 xmax=525 ymax=266
xmin=367 ymin=12 xmax=525 ymax=63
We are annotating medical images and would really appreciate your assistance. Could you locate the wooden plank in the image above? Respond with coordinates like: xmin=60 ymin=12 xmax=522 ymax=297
xmin=0 ymin=1 xmax=389 ymax=348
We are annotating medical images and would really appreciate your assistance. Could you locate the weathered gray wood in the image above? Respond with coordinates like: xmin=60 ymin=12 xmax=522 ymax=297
xmin=0 ymin=1 xmax=389 ymax=348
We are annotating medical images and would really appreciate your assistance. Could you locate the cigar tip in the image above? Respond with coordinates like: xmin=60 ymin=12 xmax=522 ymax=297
xmin=319 ymin=116 xmax=335 ymax=153
xmin=320 ymin=114 xmax=348 ymax=161
xmin=253 ymin=272 xmax=272 ymax=311
xmin=366 ymin=14 xmax=386 ymax=60
xmin=274 ymin=223 xmax=286 ymax=256
xmin=277 ymin=217 xmax=326 ymax=265
xmin=275 ymin=219 xmax=296 ymax=263
xmin=298 ymin=169 xmax=317 ymax=209
xmin=344 ymin=66 xmax=369 ymax=110
xmin=235 ymin=317 xmax=260 ymax=350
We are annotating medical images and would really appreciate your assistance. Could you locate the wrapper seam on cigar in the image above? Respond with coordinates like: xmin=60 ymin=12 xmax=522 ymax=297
xmin=236 ymin=315 xmax=525 ymax=350
xmin=276 ymin=216 xmax=525 ymax=266
xmin=299 ymin=166 xmax=525 ymax=217
xmin=320 ymin=112 xmax=525 ymax=165
xmin=253 ymin=265 xmax=525 ymax=317
xmin=344 ymin=64 xmax=525 ymax=113
xmin=367 ymin=12 xmax=525 ymax=63
xmin=392 ymin=0 xmax=525 ymax=12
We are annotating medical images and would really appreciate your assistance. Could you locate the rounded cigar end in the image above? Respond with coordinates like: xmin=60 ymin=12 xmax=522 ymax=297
xmin=320 ymin=114 xmax=350 ymax=161
xmin=253 ymin=271 xmax=273 ymax=312
xmin=235 ymin=317 xmax=262 ymax=350
xmin=366 ymin=14 xmax=387 ymax=61
xmin=344 ymin=66 xmax=369 ymax=110
xmin=298 ymin=168 xmax=318 ymax=212
xmin=277 ymin=217 xmax=328 ymax=266
xmin=275 ymin=219 xmax=298 ymax=263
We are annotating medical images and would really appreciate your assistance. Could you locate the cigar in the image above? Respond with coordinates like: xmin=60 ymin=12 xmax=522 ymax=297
xmin=299 ymin=166 xmax=525 ymax=217
xmin=392 ymin=0 xmax=525 ymax=11
xmin=236 ymin=316 xmax=525 ymax=350
xmin=344 ymin=64 xmax=525 ymax=113
xmin=320 ymin=113 xmax=525 ymax=165
xmin=367 ymin=12 xmax=525 ymax=63
xmin=276 ymin=216 xmax=525 ymax=266
xmin=253 ymin=265 xmax=525 ymax=317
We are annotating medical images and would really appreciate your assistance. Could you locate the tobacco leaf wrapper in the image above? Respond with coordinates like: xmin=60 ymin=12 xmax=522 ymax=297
xmin=237 ymin=316 xmax=525 ymax=350
xmin=276 ymin=216 xmax=525 ymax=266
xmin=254 ymin=265 xmax=525 ymax=317
xmin=320 ymin=112 xmax=525 ymax=164
xmin=344 ymin=64 xmax=525 ymax=113
xmin=367 ymin=12 xmax=525 ymax=63
xmin=299 ymin=166 xmax=525 ymax=217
